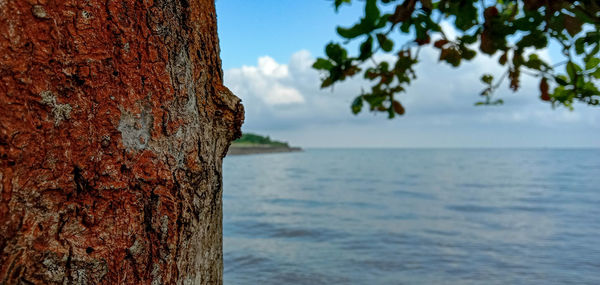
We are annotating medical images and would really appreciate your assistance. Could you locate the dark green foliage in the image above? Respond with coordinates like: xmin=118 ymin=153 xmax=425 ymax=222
xmin=233 ymin=133 xmax=289 ymax=147
xmin=315 ymin=0 xmax=600 ymax=116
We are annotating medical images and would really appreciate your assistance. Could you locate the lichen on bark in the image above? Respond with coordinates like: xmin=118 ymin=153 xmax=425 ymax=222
xmin=0 ymin=0 xmax=243 ymax=284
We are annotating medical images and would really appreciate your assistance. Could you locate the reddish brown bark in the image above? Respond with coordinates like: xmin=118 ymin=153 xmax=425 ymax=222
xmin=0 ymin=0 xmax=243 ymax=283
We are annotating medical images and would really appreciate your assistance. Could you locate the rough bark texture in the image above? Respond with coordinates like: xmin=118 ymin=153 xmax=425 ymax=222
xmin=0 ymin=0 xmax=243 ymax=284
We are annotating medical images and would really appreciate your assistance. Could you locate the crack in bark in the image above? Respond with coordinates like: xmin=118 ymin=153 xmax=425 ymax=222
xmin=56 ymin=212 xmax=68 ymax=246
xmin=62 ymin=245 xmax=73 ymax=285
xmin=73 ymin=165 xmax=89 ymax=196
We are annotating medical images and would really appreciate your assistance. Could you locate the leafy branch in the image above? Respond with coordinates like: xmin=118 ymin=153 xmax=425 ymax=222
xmin=314 ymin=0 xmax=600 ymax=117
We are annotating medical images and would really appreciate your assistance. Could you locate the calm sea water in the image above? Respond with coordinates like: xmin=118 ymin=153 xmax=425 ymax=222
xmin=223 ymin=149 xmax=600 ymax=284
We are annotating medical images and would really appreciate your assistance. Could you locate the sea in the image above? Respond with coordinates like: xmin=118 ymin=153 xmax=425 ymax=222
xmin=223 ymin=149 xmax=600 ymax=284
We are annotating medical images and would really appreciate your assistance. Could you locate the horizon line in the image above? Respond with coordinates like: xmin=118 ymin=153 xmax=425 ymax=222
xmin=298 ymin=146 xmax=600 ymax=150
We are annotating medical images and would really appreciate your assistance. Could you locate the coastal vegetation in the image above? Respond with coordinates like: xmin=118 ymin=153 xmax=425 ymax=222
xmin=232 ymin=133 xmax=291 ymax=147
xmin=228 ymin=133 xmax=301 ymax=155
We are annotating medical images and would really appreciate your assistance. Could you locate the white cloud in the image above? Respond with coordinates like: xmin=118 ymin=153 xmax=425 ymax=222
xmin=257 ymin=56 xmax=289 ymax=78
xmin=223 ymin=50 xmax=600 ymax=148
xmin=227 ymin=56 xmax=304 ymax=105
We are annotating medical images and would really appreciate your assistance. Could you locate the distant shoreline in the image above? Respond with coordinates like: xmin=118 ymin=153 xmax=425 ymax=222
xmin=227 ymin=144 xmax=302 ymax=156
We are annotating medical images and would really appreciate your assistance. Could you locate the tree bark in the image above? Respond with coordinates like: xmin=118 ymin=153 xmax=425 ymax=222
xmin=0 ymin=0 xmax=243 ymax=283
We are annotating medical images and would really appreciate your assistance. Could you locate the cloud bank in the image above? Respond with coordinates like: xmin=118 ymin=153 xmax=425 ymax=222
xmin=224 ymin=49 xmax=600 ymax=148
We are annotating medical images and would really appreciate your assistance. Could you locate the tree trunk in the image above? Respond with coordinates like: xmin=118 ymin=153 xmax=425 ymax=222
xmin=0 ymin=0 xmax=243 ymax=283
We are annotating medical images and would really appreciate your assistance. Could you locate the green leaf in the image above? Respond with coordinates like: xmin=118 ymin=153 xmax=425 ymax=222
xmin=351 ymin=96 xmax=364 ymax=114
xmin=334 ymin=0 xmax=351 ymax=11
xmin=524 ymin=53 xmax=544 ymax=70
xmin=376 ymin=33 xmax=394 ymax=52
xmin=460 ymin=31 xmax=479 ymax=44
xmin=593 ymin=69 xmax=600 ymax=79
xmin=461 ymin=48 xmax=476 ymax=60
xmin=325 ymin=43 xmax=347 ymax=63
xmin=387 ymin=106 xmax=395 ymax=119
xmin=566 ymin=62 xmax=581 ymax=81
xmin=516 ymin=31 xmax=547 ymax=50
xmin=585 ymin=57 xmax=600 ymax=70
xmin=554 ymin=75 xmax=569 ymax=86
xmin=359 ymin=36 xmax=374 ymax=60
xmin=364 ymin=0 xmax=380 ymax=24
xmin=337 ymin=22 xmax=369 ymax=39
xmin=575 ymin=37 xmax=586 ymax=55
xmin=363 ymin=93 xmax=386 ymax=107
xmin=313 ymin=58 xmax=333 ymax=70
xmin=481 ymin=74 xmax=493 ymax=85
xmin=375 ymin=14 xmax=390 ymax=29
xmin=400 ymin=21 xmax=411 ymax=33
xmin=454 ymin=2 xmax=478 ymax=31
xmin=378 ymin=61 xmax=390 ymax=72
xmin=590 ymin=44 xmax=600 ymax=57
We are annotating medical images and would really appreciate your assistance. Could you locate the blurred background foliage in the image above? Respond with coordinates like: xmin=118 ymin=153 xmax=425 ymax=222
xmin=313 ymin=0 xmax=600 ymax=118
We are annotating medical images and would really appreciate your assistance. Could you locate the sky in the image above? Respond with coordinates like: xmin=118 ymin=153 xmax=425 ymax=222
xmin=215 ymin=1 xmax=600 ymax=148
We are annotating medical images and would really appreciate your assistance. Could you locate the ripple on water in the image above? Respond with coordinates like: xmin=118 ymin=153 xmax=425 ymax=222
xmin=229 ymin=220 xmax=343 ymax=242
xmin=393 ymin=189 xmax=437 ymax=200
xmin=225 ymin=253 xmax=270 ymax=272
xmin=445 ymin=204 xmax=503 ymax=214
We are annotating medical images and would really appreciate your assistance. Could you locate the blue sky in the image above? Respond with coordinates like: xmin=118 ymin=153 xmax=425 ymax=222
xmin=216 ymin=1 xmax=600 ymax=148
xmin=217 ymin=1 xmax=363 ymax=69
